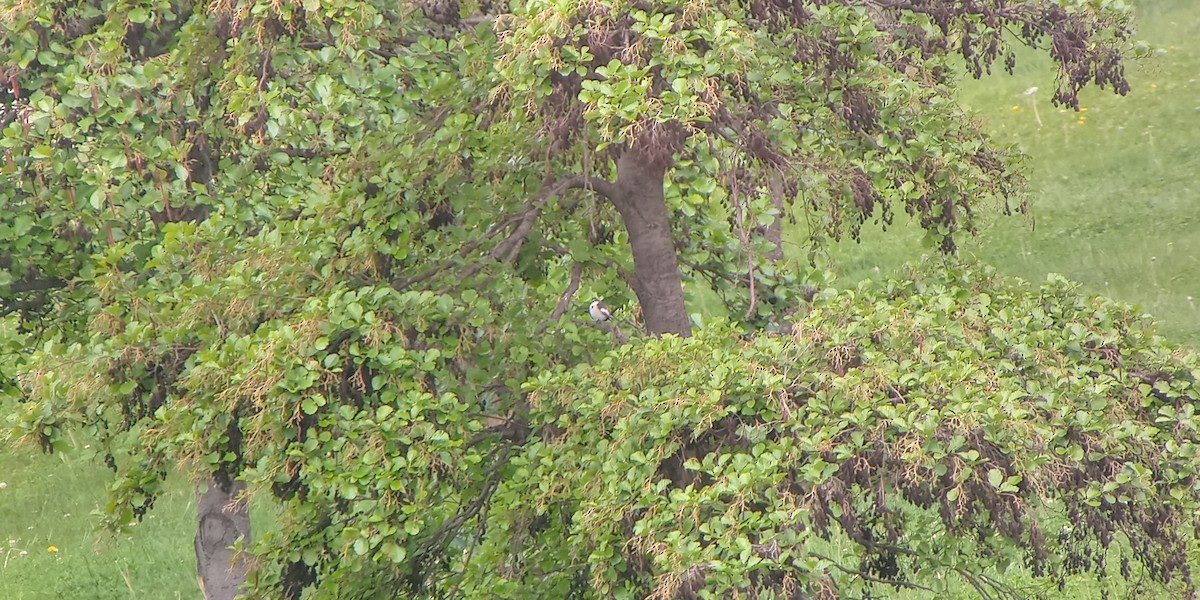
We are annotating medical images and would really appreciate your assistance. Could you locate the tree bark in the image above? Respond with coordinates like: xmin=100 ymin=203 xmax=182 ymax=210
xmin=195 ymin=477 xmax=251 ymax=600
xmin=610 ymin=149 xmax=692 ymax=337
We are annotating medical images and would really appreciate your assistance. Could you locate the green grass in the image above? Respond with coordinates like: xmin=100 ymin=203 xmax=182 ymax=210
xmin=820 ymin=0 xmax=1200 ymax=344
xmin=0 ymin=434 xmax=203 ymax=600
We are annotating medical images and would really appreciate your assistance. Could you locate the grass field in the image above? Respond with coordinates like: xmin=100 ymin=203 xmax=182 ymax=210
xmin=0 ymin=436 xmax=203 ymax=599
xmin=824 ymin=0 xmax=1200 ymax=344
xmin=2 ymin=2 xmax=1198 ymax=598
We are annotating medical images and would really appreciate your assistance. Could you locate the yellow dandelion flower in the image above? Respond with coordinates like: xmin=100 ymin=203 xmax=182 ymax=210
xmin=1011 ymin=105 xmax=1021 ymax=112
xmin=1080 ymin=107 xmax=1089 ymax=113
xmin=1077 ymin=118 xmax=1086 ymax=126
xmin=1151 ymin=83 xmax=1158 ymax=90
xmin=47 ymin=545 xmax=59 ymax=553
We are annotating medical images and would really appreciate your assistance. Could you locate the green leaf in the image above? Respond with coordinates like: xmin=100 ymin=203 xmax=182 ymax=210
xmin=383 ymin=542 xmax=406 ymax=563
xmin=987 ymin=468 xmax=1004 ymax=489
xmin=89 ymin=188 xmax=106 ymax=210
xmin=301 ymin=397 xmax=320 ymax=415
xmin=12 ymin=215 xmax=33 ymax=236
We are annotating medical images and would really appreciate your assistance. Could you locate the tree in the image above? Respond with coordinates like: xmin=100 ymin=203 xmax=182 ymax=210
xmin=0 ymin=0 xmax=1172 ymax=598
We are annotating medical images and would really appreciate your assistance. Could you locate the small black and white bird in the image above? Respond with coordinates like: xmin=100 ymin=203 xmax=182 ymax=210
xmin=589 ymin=299 xmax=613 ymax=322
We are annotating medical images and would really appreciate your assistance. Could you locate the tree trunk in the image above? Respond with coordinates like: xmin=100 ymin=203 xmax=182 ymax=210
xmin=611 ymin=149 xmax=692 ymax=337
xmin=195 ymin=477 xmax=251 ymax=600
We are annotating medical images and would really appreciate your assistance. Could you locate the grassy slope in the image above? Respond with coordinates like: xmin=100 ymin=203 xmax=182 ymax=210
xmin=0 ymin=437 xmax=203 ymax=599
xmin=824 ymin=0 xmax=1200 ymax=344
xmin=1 ymin=2 xmax=1197 ymax=598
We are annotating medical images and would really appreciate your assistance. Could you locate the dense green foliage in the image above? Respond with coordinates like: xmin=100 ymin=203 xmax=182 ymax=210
xmin=498 ymin=262 xmax=1200 ymax=598
xmin=4 ymin=0 xmax=1184 ymax=597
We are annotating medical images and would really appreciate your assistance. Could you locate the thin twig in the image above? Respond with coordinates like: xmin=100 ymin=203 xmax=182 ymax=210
xmin=955 ymin=569 xmax=998 ymax=600
xmin=573 ymin=317 xmax=628 ymax=344
xmin=394 ymin=173 xmax=616 ymax=295
xmin=809 ymin=551 xmax=935 ymax=593
xmin=391 ymin=211 xmax=523 ymax=290
xmin=548 ymin=262 xmax=584 ymax=322
xmin=713 ymin=141 xmax=759 ymax=321
xmin=414 ymin=446 xmax=512 ymax=561
xmin=952 ymin=567 xmax=1029 ymax=600
xmin=490 ymin=174 xmax=617 ymax=263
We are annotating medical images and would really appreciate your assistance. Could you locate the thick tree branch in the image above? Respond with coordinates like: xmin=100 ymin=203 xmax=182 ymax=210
xmin=7 ymin=277 xmax=68 ymax=294
xmin=579 ymin=175 xmax=620 ymax=204
xmin=490 ymin=173 xmax=617 ymax=263
xmin=0 ymin=294 xmax=48 ymax=318
xmin=491 ymin=201 xmax=544 ymax=264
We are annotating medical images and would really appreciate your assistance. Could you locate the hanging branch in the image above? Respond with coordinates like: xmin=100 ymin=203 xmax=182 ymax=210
xmin=548 ymin=262 xmax=584 ymax=322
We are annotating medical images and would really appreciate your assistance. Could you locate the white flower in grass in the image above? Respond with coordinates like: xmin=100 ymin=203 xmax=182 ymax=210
xmin=1024 ymin=86 xmax=1039 ymax=96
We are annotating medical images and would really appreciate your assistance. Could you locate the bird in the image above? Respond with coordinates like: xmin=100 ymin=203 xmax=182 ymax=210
xmin=589 ymin=299 xmax=613 ymax=322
